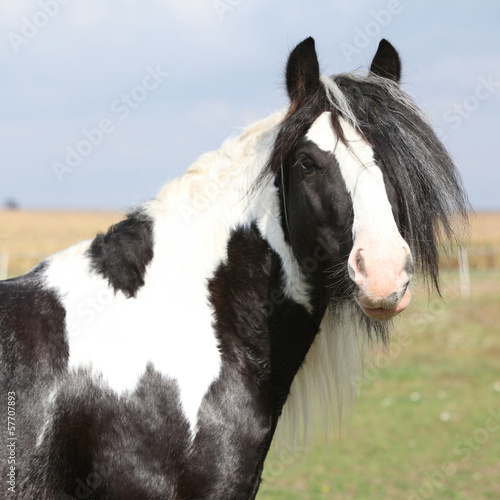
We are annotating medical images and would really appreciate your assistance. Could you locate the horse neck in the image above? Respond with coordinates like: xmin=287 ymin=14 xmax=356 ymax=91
xmin=149 ymin=109 xmax=317 ymax=312
xmin=144 ymin=112 xmax=296 ymax=281
xmin=146 ymin=109 xmax=324 ymax=392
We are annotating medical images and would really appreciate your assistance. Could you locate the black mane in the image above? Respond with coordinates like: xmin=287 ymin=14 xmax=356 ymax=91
xmin=267 ymin=72 xmax=470 ymax=291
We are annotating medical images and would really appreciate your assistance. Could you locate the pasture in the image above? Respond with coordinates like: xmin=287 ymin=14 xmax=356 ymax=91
xmin=260 ymin=268 xmax=500 ymax=499
xmin=1 ymin=210 xmax=499 ymax=499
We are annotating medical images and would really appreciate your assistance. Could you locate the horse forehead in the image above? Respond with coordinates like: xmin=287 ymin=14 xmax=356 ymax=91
xmin=304 ymin=111 xmax=381 ymax=193
xmin=304 ymin=111 xmax=398 ymax=235
xmin=305 ymin=111 xmax=337 ymax=152
xmin=305 ymin=111 xmax=368 ymax=153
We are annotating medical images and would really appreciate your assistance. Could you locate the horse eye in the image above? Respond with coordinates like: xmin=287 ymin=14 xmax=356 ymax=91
xmin=298 ymin=154 xmax=317 ymax=172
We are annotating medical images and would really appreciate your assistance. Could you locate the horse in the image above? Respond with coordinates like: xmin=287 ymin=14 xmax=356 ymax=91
xmin=1 ymin=37 xmax=468 ymax=499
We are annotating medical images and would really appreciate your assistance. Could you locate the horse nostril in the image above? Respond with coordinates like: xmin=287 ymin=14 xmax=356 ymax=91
xmin=401 ymin=280 xmax=410 ymax=295
xmin=348 ymin=262 xmax=356 ymax=281
xmin=355 ymin=249 xmax=366 ymax=277
xmin=404 ymin=254 xmax=414 ymax=278
xmin=348 ymin=248 xmax=366 ymax=282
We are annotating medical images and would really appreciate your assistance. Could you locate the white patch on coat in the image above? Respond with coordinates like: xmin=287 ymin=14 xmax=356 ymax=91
xmin=305 ymin=111 xmax=400 ymax=240
xmin=44 ymin=110 xmax=313 ymax=435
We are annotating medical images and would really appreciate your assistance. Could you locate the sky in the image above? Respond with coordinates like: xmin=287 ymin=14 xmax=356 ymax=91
xmin=0 ymin=0 xmax=499 ymax=211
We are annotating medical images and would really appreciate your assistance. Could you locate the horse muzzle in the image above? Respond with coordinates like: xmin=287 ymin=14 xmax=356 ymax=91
xmin=347 ymin=233 xmax=414 ymax=321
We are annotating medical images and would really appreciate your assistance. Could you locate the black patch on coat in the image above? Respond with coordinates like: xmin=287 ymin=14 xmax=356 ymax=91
xmin=0 ymin=263 xmax=68 ymax=379
xmin=193 ymin=223 xmax=320 ymax=499
xmin=276 ymin=138 xmax=355 ymax=293
xmin=0 ymin=263 xmax=69 ymax=499
xmin=16 ymin=367 xmax=192 ymax=500
xmin=88 ymin=210 xmax=154 ymax=298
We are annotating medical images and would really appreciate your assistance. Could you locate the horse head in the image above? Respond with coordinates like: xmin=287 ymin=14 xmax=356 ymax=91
xmin=267 ymin=37 xmax=467 ymax=325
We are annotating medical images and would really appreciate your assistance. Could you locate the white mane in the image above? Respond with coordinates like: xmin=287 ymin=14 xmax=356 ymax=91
xmin=277 ymin=305 xmax=367 ymax=444
xmin=147 ymin=111 xmax=285 ymax=220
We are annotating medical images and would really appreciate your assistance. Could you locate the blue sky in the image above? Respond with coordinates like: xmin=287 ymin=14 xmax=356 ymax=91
xmin=1 ymin=0 xmax=499 ymax=210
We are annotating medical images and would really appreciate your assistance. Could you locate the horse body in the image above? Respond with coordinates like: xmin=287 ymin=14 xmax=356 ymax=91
xmin=1 ymin=38 xmax=468 ymax=499
xmin=2 ymin=113 xmax=288 ymax=499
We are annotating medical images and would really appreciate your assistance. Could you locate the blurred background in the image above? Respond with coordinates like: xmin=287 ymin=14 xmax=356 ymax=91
xmin=0 ymin=1 xmax=499 ymax=498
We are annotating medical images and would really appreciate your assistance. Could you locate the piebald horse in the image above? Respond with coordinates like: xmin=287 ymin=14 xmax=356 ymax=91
xmin=1 ymin=38 xmax=468 ymax=499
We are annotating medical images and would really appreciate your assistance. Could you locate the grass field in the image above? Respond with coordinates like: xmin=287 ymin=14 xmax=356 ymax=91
xmin=1 ymin=211 xmax=499 ymax=279
xmin=0 ymin=210 xmax=122 ymax=278
xmin=259 ymin=270 xmax=500 ymax=499
xmin=0 ymin=210 xmax=499 ymax=499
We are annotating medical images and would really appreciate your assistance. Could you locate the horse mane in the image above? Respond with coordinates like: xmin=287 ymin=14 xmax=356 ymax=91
xmin=147 ymin=111 xmax=285 ymax=218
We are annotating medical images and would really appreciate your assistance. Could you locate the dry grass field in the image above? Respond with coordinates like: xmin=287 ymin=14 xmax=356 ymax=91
xmin=0 ymin=210 xmax=122 ymax=278
xmin=451 ymin=212 xmax=500 ymax=270
xmin=0 ymin=210 xmax=499 ymax=279
xmin=468 ymin=212 xmax=500 ymax=245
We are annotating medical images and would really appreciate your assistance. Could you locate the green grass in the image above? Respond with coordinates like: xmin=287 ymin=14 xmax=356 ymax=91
xmin=258 ymin=270 xmax=500 ymax=499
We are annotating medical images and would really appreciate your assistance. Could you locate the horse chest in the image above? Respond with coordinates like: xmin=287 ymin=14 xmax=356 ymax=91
xmin=51 ymin=265 xmax=223 ymax=434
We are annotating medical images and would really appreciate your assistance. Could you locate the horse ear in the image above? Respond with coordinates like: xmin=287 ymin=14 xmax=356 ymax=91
xmin=370 ymin=39 xmax=401 ymax=83
xmin=286 ymin=37 xmax=320 ymax=106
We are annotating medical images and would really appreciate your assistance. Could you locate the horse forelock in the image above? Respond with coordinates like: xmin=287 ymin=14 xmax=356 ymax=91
xmin=331 ymin=73 xmax=470 ymax=290
xmin=266 ymin=71 xmax=470 ymax=290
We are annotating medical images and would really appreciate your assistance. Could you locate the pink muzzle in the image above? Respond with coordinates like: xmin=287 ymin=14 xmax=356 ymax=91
xmin=348 ymin=231 xmax=413 ymax=321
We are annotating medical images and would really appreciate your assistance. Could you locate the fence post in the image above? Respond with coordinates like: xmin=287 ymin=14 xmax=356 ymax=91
xmin=458 ymin=247 xmax=471 ymax=299
xmin=0 ymin=251 xmax=9 ymax=280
